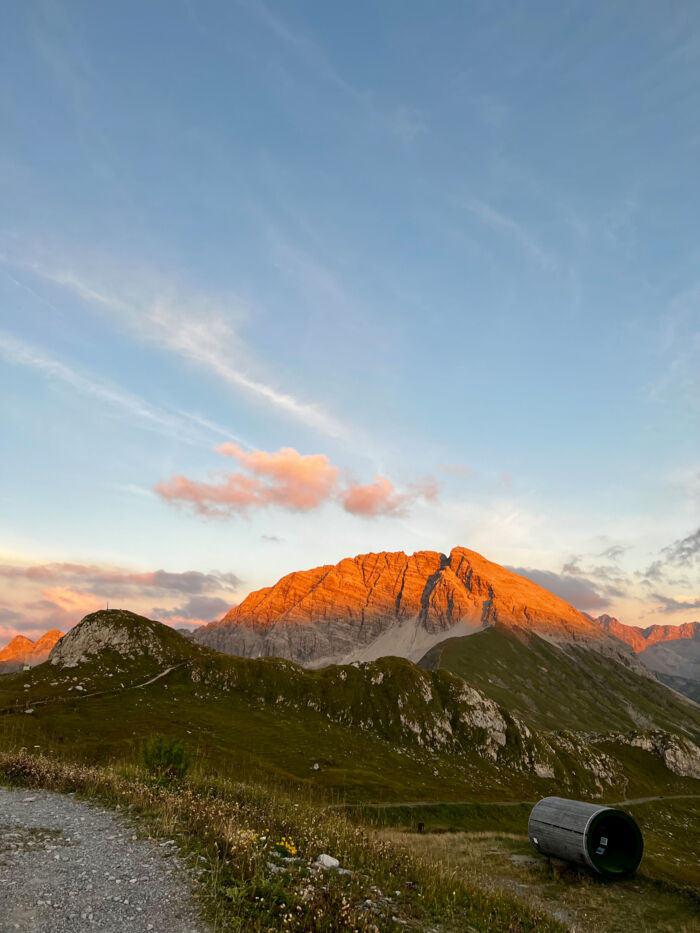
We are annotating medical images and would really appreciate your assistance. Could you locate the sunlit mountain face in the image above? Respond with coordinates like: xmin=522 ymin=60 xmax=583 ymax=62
xmin=194 ymin=546 xmax=624 ymax=667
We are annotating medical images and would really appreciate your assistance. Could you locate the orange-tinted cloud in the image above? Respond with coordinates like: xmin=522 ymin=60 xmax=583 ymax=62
xmin=340 ymin=476 xmax=437 ymax=517
xmin=341 ymin=476 xmax=406 ymax=516
xmin=155 ymin=444 xmax=438 ymax=520
xmin=156 ymin=445 xmax=338 ymax=516
xmin=41 ymin=587 xmax=102 ymax=615
xmin=0 ymin=561 xmax=242 ymax=647
xmin=216 ymin=443 xmax=338 ymax=509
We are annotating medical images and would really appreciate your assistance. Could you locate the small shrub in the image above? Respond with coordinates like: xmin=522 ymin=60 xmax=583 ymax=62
xmin=141 ymin=735 xmax=191 ymax=784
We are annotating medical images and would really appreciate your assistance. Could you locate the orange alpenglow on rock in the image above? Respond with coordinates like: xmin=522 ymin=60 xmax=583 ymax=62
xmin=0 ymin=629 xmax=64 ymax=672
xmin=595 ymin=615 xmax=699 ymax=653
xmin=195 ymin=546 xmax=627 ymax=668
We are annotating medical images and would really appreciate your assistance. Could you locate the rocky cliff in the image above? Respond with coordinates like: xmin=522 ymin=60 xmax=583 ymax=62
xmin=596 ymin=615 xmax=699 ymax=653
xmin=195 ymin=546 xmax=628 ymax=667
xmin=0 ymin=629 xmax=64 ymax=672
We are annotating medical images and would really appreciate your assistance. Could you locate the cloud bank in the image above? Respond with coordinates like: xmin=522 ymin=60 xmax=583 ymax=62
xmin=0 ymin=560 xmax=242 ymax=643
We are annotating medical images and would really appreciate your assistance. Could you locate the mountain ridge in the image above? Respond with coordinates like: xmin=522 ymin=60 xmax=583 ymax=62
xmin=195 ymin=546 xmax=631 ymax=667
xmin=595 ymin=615 xmax=699 ymax=653
xmin=0 ymin=629 xmax=63 ymax=672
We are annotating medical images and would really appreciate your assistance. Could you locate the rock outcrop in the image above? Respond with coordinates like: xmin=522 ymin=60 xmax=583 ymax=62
xmin=48 ymin=610 xmax=188 ymax=668
xmin=603 ymin=731 xmax=700 ymax=780
xmin=0 ymin=629 xmax=64 ymax=672
xmin=195 ymin=547 xmax=628 ymax=667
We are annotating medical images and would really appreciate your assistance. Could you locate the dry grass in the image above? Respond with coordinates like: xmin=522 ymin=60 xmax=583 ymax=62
xmin=0 ymin=749 xmax=564 ymax=933
xmin=380 ymin=829 xmax=700 ymax=933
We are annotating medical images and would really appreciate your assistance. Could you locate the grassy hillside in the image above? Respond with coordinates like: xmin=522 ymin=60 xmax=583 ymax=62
xmin=2 ymin=611 xmax=699 ymax=931
xmin=1 ymin=612 xmax=698 ymax=806
xmin=654 ymin=672 xmax=700 ymax=704
xmin=419 ymin=624 xmax=700 ymax=739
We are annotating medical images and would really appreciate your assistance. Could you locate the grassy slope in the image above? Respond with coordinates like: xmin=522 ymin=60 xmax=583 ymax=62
xmin=2 ymin=612 xmax=699 ymax=930
xmin=0 ymin=657 xmax=561 ymax=804
xmin=654 ymin=672 xmax=700 ymax=704
xmin=379 ymin=798 xmax=700 ymax=933
xmin=419 ymin=624 xmax=700 ymax=738
xmin=0 ymin=615 xmax=698 ymax=805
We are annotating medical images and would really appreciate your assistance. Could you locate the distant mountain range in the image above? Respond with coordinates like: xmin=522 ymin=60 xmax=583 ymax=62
xmin=2 ymin=548 xmax=698 ymax=702
xmin=194 ymin=547 xmax=630 ymax=667
xmin=594 ymin=615 xmax=700 ymax=702
xmin=595 ymin=614 xmax=699 ymax=652
xmin=0 ymin=629 xmax=63 ymax=672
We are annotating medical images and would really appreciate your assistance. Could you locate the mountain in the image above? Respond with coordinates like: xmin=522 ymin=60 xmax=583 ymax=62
xmin=3 ymin=609 xmax=699 ymax=801
xmin=195 ymin=547 xmax=630 ymax=667
xmin=0 ymin=629 xmax=63 ymax=672
xmin=594 ymin=615 xmax=700 ymax=702
xmin=595 ymin=615 xmax=699 ymax=652
xmin=419 ymin=623 xmax=699 ymax=737
xmin=48 ymin=609 xmax=196 ymax=671
xmin=640 ymin=640 xmax=700 ymax=703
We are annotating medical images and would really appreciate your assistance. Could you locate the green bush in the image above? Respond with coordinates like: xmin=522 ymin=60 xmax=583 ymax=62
xmin=140 ymin=735 xmax=191 ymax=783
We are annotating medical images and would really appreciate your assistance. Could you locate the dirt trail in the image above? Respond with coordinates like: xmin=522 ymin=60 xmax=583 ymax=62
xmin=339 ymin=793 xmax=700 ymax=810
xmin=0 ymin=786 xmax=208 ymax=933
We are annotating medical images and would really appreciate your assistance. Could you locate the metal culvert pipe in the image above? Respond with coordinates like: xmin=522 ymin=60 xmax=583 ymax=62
xmin=528 ymin=796 xmax=643 ymax=878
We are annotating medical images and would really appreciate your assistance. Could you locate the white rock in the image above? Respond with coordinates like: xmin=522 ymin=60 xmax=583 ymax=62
xmin=314 ymin=854 xmax=340 ymax=870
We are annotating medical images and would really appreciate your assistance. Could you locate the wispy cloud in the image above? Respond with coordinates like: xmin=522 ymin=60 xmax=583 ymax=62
xmin=439 ymin=463 xmax=476 ymax=477
xmin=0 ymin=331 xmax=245 ymax=448
xmin=652 ymin=593 xmax=700 ymax=614
xmin=662 ymin=526 xmax=700 ymax=566
xmin=242 ymin=0 xmax=425 ymax=143
xmin=599 ymin=544 xmax=629 ymax=562
xmin=650 ymin=281 xmax=700 ymax=411
xmin=242 ymin=0 xmax=368 ymax=104
xmin=1 ymin=256 xmax=349 ymax=439
xmin=466 ymin=199 xmax=557 ymax=270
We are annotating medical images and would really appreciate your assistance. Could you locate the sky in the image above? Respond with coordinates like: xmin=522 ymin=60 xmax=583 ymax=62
xmin=1 ymin=1 xmax=699 ymax=642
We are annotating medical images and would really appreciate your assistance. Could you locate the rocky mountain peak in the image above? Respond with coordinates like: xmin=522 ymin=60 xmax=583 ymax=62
xmin=0 ymin=629 xmax=64 ymax=672
xmin=195 ymin=546 xmax=624 ymax=667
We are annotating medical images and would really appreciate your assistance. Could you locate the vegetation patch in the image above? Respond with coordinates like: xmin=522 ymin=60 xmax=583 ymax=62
xmin=0 ymin=748 xmax=566 ymax=932
xmin=141 ymin=734 xmax=192 ymax=784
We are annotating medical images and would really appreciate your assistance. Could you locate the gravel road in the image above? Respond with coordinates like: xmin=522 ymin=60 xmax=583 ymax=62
xmin=0 ymin=787 xmax=209 ymax=933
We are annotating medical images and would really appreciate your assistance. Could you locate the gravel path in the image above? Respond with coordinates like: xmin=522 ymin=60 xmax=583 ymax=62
xmin=0 ymin=787 xmax=209 ymax=933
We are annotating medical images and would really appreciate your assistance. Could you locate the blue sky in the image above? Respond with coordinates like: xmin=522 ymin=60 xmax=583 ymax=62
xmin=1 ymin=1 xmax=699 ymax=640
